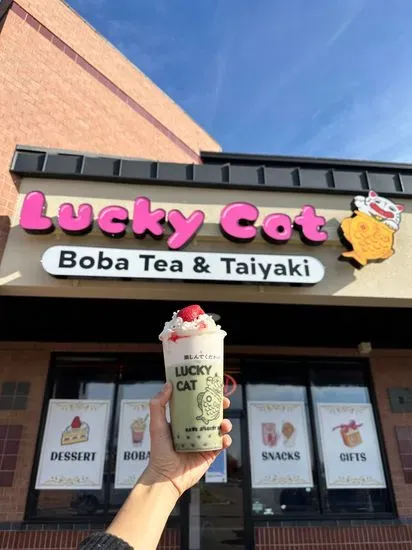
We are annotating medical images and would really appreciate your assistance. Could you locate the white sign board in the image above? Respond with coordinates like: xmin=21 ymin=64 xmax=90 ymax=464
xmin=317 ymin=403 xmax=386 ymax=489
xmin=35 ymin=399 xmax=110 ymax=490
xmin=115 ymin=400 xmax=151 ymax=489
xmin=247 ymin=401 xmax=313 ymax=488
xmin=41 ymin=246 xmax=325 ymax=285
xmin=205 ymin=449 xmax=227 ymax=483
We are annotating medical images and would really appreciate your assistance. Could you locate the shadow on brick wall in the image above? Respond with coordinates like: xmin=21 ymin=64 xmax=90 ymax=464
xmin=0 ymin=216 xmax=11 ymax=263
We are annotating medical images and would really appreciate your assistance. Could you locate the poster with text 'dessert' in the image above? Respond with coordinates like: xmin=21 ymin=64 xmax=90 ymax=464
xmin=248 ymin=401 xmax=313 ymax=488
xmin=317 ymin=403 xmax=386 ymax=489
xmin=35 ymin=399 xmax=110 ymax=490
xmin=115 ymin=400 xmax=151 ymax=489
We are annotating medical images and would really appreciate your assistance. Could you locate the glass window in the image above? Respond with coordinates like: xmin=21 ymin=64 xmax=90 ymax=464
xmin=27 ymin=355 xmax=181 ymax=522
xmin=28 ymin=354 xmax=393 ymax=524
xmin=224 ymin=357 xmax=243 ymax=410
xmin=108 ymin=361 xmax=180 ymax=518
xmin=246 ymin=360 xmax=319 ymax=517
xmin=245 ymin=358 xmax=392 ymax=519
xmin=309 ymin=361 xmax=391 ymax=515
xmin=32 ymin=360 xmax=117 ymax=519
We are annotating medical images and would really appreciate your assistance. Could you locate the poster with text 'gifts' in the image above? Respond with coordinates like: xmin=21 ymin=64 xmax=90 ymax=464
xmin=317 ymin=403 xmax=386 ymax=489
xmin=35 ymin=399 xmax=110 ymax=490
xmin=115 ymin=400 xmax=151 ymax=489
xmin=247 ymin=401 xmax=313 ymax=489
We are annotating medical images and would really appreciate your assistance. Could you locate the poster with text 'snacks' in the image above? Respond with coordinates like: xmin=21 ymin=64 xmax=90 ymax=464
xmin=317 ymin=403 xmax=386 ymax=489
xmin=35 ymin=399 xmax=110 ymax=490
xmin=247 ymin=401 xmax=313 ymax=489
xmin=114 ymin=400 xmax=151 ymax=489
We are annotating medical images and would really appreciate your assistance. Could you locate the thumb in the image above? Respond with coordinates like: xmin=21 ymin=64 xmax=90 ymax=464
xmin=149 ymin=382 xmax=172 ymax=433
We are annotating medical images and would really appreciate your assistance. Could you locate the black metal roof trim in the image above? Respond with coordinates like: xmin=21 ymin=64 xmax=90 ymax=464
xmin=9 ymin=145 xmax=412 ymax=197
xmin=201 ymin=150 xmax=412 ymax=172
xmin=0 ymin=0 xmax=12 ymax=21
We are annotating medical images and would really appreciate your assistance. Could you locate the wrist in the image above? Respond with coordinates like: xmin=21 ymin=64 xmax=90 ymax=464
xmin=135 ymin=466 xmax=180 ymax=505
xmin=106 ymin=467 xmax=179 ymax=550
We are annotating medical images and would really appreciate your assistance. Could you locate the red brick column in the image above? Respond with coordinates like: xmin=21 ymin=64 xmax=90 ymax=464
xmin=371 ymin=355 xmax=412 ymax=518
xmin=255 ymin=525 xmax=412 ymax=549
xmin=0 ymin=529 xmax=180 ymax=550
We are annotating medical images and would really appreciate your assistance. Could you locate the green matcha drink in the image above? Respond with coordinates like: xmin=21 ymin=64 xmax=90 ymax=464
xmin=159 ymin=305 xmax=226 ymax=452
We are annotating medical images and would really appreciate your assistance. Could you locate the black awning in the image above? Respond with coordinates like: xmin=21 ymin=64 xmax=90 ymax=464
xmin=0 ymin=295 xmax=410 ymax=349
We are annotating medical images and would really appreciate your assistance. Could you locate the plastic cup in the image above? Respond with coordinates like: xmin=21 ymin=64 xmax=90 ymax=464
xmin=162 ymin=331 xmax=226 ymax=452
xmin=131 ymin=417 xmax=147 ymax=445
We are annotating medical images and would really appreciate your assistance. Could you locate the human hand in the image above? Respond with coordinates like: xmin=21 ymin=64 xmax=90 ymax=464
xmin=143 ymin=382 xmax=232 ymax=497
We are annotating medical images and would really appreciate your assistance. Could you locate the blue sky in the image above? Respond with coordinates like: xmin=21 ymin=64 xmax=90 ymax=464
xmin=68 ymin=0 xmax=412 ymax=162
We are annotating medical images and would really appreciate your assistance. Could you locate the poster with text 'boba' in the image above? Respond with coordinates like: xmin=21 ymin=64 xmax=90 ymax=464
xmin=317 ymin=403 xmax=386 ymax=489
xmin=247 ymin=401 xmax=313 ymax=489
xmin=35 ymin=399 xmax=110 ymax=490
xmin=114 ymin=400 xmax=171 ymax=489
xmin=114 ymin=400 xmax=151 ymax=489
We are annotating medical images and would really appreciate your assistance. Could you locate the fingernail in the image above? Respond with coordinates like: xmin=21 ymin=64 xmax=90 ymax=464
xmin=163 ymin=382 xmax=170 ymax=391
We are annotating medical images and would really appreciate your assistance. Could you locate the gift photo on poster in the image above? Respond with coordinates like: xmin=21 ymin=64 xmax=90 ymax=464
xmin=333 ymin=419 xmax=363 ymax=448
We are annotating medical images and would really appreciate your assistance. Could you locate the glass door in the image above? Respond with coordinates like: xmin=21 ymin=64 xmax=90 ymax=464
xmin=187 ymin=416 xmax=247 ymax=549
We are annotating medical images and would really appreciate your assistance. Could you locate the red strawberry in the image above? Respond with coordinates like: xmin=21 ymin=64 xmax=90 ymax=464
xmin=71 ymin=416 xmax=81 ymax=429
xmin=177 ymin=304 xmax=205 ymax=322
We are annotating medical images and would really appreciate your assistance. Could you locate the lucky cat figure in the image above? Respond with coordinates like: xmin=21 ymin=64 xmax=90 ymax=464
xmin=353 ymin=190 xmax=404 ymax=231
xmin=339 ymin=190 xmax=404 ymax=268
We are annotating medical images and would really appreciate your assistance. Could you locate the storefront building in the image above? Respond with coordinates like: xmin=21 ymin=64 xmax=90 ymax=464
xmin=0 ymin=144 xmax=412 ymax=550
xmin=1 ymin=2 xmax=412 ymax=550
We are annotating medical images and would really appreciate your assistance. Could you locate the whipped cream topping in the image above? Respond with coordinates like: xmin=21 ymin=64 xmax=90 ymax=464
xmin=159 ymin=311 xmax=224 ymax=341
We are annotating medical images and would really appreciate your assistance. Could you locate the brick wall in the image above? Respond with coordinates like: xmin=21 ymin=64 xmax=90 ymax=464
xmin=13 ymin=0 xmax=220 ymax=157
xmin=371 ymin=356 xmax=412 ymax=518
xmin=255 ymin=525 xmax=412 ymax=549
xmin=0 ymin=348 xmax=49 ymax=521
xmin=0 ymin=0 xmax=220 ymax=260
xmin=0 ymin=528 xmax=180 ymax=550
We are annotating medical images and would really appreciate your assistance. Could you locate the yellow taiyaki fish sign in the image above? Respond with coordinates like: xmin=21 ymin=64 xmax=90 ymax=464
xmin=339 ymin=190 xmax=404 ymax=269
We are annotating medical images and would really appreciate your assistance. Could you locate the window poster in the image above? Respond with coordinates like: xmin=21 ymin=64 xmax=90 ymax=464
xmin=114 ymin=400 xmax=151 ymax=489
xmin=205 ymin=449 xmax=227 ymax=483
xmin=247 ymin=401 xmax=313 ymax=489
xmin=317 ymin=403 xmax=386 ymax=489
xmin=35 ymin=399 xmax=110 ymax=490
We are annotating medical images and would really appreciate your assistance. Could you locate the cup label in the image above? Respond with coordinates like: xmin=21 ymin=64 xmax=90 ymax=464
xmin=167 ymin=360 xmax=223 ymax=450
